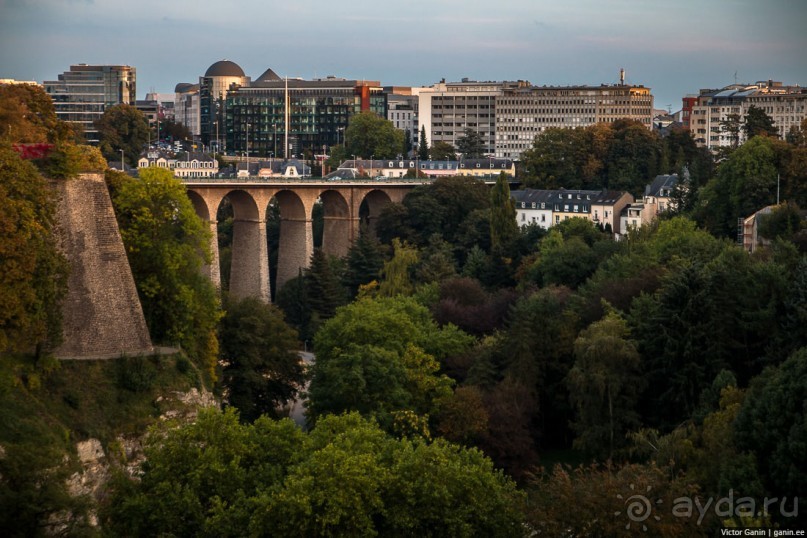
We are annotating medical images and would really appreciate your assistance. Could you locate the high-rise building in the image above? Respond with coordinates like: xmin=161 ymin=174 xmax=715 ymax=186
xmin=417 ymin=79 xmax=505 ymax=156
xmin=415 ymin=76 xmax=654 ymax=160
xmin=495 ymin=82 xmax=654 ymax=159
xmin=175 ymin=83 xmax=200 ymax=137
xmin=225 ymin=75 xmax=387 ymax=158
xmin=688 ymin=80 xmax=807 ymax=149
xmin=44 ymin=64 xmax=136 ymax=144
xmin=198 ymin=60 xmax=250 ymax=149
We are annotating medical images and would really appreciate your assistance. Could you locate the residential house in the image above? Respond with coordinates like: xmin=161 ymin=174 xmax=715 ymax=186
xmin=138 ymin=150 xmax=218 ymax=178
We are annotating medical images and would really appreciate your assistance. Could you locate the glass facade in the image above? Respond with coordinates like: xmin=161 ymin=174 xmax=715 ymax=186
xmin=44 ymin=65 xmax=136 ymax=144
xmin=225 ymin=82 xmax=387 ymax=158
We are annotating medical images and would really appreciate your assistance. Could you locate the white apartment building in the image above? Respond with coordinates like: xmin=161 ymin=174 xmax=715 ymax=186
xmin=417 ymin=79 xmax=506 ymax=156
xmin=416 ymin=77 xmax=653 ymax=161
xmin=175 ymin=83 xmax=200 ymax=137
xmin=688 ymin=81 xmax=807 ymax=150
xmin=495 ymin=84 xmax=654 ymax=159
xmin=386 ymin=92 xmax=418 ymax=149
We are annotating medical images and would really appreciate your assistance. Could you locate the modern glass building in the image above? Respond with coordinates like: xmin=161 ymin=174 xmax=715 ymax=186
xmin=44 ymin=64 xmax=136 ymax=144
xmin=225 ymin=77 xmax=387 ymax=159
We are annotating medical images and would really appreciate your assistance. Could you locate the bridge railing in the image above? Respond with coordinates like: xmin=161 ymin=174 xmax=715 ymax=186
xmin=180 ymin=176 xmax=436 ymax=185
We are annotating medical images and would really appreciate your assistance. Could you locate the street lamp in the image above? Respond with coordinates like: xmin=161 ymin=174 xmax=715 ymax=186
xmin=246 ymin=122 xmax=251 ymax=174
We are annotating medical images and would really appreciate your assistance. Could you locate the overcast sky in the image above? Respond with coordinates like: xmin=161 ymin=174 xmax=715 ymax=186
xmin=2 ymin=0 xmax=805 ymax=110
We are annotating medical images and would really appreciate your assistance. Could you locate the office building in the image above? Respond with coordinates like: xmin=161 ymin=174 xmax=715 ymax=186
xmin=44 ymin=64 xmax=136 ymax=144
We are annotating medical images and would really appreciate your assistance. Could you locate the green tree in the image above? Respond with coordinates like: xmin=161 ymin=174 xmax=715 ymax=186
xmin=325 ymin=143 xmax=348 ymax=170
xmin=720 ymin=113 xmax=742 ymax=148
xmin=345 ymin=111 xmax=403 ymax=159
xmin=219 ymin=297 xmax=305 ymax=422
xmin=377 ymin=238 xmax=419 ymax=297
xmin=344 ymin=227 xmax=386 ymax=296
xmin=605 ymin=119 xmax=662 ymax=193
xmin=104 ymin=409 xmax=525 ymax=536
xmin=566 ymin=310 xmax=643 ymax=459
xmin=429 ymin=140 xmax=456 ymax=161
xmin=108 ymin=167 xmax=221 ymax=379
xmin=489 ymin=172 xmax=518 ymax=252
xmin=308 ymin=296 xmax=472 ymax=429
xmin=456 ymin=128 xmax=486 ymax=158
xmin=159 ymin=118 xmax=191 ymax=144
xmin=418 ymin=125 xmax=429 ymax=160
xmin=95 ymin=103 xmax=150 ymax=166
xmin=0 ymin=148 xmax=69 ymax=355
xmin=695 ymin=136 xmax=786 ymax=237
xmin=305 ymin=248 xmax=348 ymax=322
xmin=735 ymin=347 xmax=807 ymax=513
xmin=743 ymin=105 xmax=778 ymax=139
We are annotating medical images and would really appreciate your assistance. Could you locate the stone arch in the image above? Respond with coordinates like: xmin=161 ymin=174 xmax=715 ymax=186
xmin=359 ymin=190 xmax=393 ymax=234
xmin=271 ymin=190 xmax=313 ymax=295
xmin=224 ymin=189 xmax=270 ymax=302
xmin=186 ymin=189 xmax=220 ymax=289
xmin=318 ymin=189 xmax=354 ymax=258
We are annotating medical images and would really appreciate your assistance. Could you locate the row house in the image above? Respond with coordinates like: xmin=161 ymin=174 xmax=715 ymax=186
xmin=335 ymin=158 xmax=515 ymax=179
xmin=619 ymin=174 xmax=680 ymax=233
xmin=512 ymin=188 xmax=633 ymax=235
xmin=236 ymin=159 xmax=311 ymax=178
xmin=138 ymin=151 xmax=218 ymax=178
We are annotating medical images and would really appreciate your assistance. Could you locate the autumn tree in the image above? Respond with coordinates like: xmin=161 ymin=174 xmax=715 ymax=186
xmin=0 ymin=83 xmax=79 ymax=144
xmin=0 ymin=148 xmax=69 ymax=355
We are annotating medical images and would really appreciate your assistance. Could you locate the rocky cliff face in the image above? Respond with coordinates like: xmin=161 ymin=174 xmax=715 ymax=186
xmin=59 ymin=388 xmax=218 ymax=532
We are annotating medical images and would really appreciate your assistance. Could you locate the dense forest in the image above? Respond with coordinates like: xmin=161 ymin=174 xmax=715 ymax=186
xmin=1 ymin=84 xmax=806 ymax=535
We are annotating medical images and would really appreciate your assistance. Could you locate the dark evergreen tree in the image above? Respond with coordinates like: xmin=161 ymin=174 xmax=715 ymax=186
xmin=743 ymin=105 xmax=778 ymax=139
xmin=344 ymin=228 xmax=386 ymax=297
xmin=219 ymin=297 xmax=304 ymax=422
xmin=456 ymin=128 xmax=486 ymax=158
xmin=305 ymin=248 xmax=348 ymax=323
xmin=418 ymin=126 xmax=429 ymax=160
xmin=489 ymin=172 xmax=518 ymax=252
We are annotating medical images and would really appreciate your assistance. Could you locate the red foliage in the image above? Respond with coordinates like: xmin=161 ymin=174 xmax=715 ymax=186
xmin=11 ymin=143 xmax=54 ymax=160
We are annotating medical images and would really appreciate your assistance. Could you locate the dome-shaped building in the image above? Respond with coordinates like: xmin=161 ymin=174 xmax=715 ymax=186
xmin=205 ymin=60 xmax=246 ymax=78
xmin=200 ymin=60 xmax=250 ymax=147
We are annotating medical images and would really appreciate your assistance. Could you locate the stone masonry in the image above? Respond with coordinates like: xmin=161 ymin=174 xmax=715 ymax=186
xmin=53 ymin=173 xmax=153 ymax=359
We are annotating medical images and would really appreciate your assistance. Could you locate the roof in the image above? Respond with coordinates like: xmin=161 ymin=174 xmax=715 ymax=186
xmin=174 ymin=82 xmax=194 ymax=93
xmin=325 ymin=168 xmax=360 ymax=180
xmin=256 ymin=67 xmax=282 ymax=82
xmin=205 ymin=60 xmax=245 ymax=78
xmin=645 ymin=174 xmax=678 ymax=197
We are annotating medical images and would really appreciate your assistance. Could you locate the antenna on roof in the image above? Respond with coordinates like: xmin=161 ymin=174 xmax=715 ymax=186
xmin=734 ymin=70 xmax=738 ymax=85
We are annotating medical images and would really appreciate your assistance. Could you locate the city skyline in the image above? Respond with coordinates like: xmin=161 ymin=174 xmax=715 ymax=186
xmin=2 ymin=0 xmax=806 ymax=110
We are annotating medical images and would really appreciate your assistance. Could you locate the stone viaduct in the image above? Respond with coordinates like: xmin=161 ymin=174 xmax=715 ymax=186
xmin=183 ymin=179 xmax=427 ymax=301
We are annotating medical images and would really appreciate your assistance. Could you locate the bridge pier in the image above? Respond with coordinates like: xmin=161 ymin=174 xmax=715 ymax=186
xmin=230 ymin=218 xmax=271 ymax=302
xmin=276 ymin=216 xmax=313 ymax=293
xmin=203 ymin=220 xmax=221 ymax=290
xmin=322 ymin=216 xmax=360 ymax=258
